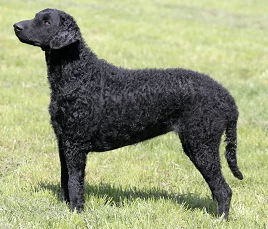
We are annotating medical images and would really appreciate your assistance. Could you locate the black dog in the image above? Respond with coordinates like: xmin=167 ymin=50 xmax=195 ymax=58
xmin=14 ymin=9 xmax=243 ymax=219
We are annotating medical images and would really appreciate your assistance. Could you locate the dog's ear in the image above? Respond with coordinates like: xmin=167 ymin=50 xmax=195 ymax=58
xmin=49 ymin=12 xmax=81 ymax=49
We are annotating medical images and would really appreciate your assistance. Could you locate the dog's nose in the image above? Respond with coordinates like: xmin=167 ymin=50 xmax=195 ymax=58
xmin=13 ymin=23 xmax=23 ymax=31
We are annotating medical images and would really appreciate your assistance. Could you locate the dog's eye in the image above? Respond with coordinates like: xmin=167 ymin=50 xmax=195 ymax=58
xmin=44 ymin=20 xmax=50 ymax=25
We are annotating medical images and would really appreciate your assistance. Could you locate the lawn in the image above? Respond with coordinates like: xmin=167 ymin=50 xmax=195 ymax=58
xmin=0 ymin=0 xmax=268 ymax=228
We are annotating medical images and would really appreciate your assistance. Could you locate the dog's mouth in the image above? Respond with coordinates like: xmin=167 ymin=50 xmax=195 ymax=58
xmin=18 ymin=37 xmax=40 ymax=47
xmin=14 ymin=32 xmax=42 ymax=48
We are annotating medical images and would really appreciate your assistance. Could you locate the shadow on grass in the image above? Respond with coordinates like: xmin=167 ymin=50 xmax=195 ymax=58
xmin=38 ymin=181 xmax=218 ymax=217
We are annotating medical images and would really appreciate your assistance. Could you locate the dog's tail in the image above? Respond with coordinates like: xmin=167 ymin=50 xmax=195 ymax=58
xmin=225 ymin=117 xmax=243 ymax=180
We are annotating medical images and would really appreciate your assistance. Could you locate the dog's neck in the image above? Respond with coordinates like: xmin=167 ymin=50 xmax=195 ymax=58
xmin=45 ymin=41 xmax=84 ymax=63
xmin=45 ymin=41 xmax=98 ymax=94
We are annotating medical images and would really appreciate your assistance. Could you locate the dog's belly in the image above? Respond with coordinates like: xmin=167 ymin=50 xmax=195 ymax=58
xmin=90 ymin=122 xmax=171 ymax=152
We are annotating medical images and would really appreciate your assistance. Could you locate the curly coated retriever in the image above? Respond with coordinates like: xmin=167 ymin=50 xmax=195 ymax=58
xmin=13 ymin=9 xmax=243 ymax=219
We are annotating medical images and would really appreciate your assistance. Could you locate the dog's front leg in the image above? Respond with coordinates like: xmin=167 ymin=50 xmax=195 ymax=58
xmin=58 ymin=143 xmax=70 ymax=203
xmin=63 ymin=142 xmax=87 ymax=212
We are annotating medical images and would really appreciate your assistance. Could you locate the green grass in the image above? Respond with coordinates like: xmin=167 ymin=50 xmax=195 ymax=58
xmin=1 ymin=0 xmax=268 ymax=228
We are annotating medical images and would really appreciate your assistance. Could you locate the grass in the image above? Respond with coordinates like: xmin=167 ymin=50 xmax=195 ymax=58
xmin=0 ymin=0 xmax=268 ymax=228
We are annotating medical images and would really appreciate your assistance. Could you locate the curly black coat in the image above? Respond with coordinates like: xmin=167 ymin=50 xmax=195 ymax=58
xmin=14 ymin=8 xmax=243 ymax=219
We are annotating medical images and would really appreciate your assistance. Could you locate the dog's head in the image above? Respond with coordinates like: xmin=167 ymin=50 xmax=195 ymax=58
xmin=13 ymin=8 xmax=81 ymax=50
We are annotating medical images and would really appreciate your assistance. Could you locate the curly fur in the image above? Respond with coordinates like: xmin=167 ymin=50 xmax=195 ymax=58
xmin=14 ymin=8 xmax=243 ymax=219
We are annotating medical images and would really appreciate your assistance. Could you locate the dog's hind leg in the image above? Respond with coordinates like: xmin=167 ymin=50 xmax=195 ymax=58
xmin=177 ymin=127 xmax=232 ymax=220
